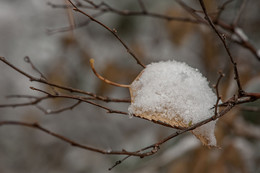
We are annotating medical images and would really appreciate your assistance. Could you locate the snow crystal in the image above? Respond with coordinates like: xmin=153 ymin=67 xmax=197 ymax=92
xmin=128 ymin=60 xmax=218 ymax=146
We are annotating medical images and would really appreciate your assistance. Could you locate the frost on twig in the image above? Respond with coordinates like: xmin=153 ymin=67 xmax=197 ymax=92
xmin=128 ymin=60 xmax=218 ymax=147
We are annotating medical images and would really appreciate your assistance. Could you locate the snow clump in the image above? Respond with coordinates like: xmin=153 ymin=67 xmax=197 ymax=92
xmin=128 ymin=60 xmax=218 ymax=147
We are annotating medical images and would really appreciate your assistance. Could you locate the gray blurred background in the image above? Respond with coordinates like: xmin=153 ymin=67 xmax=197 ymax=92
xmin=0 ymin=0 xmax=260 ymax=173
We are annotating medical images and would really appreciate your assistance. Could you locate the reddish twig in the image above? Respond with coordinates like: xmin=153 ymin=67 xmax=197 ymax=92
xmin=89 ymin=59 xmax=130 ymax=88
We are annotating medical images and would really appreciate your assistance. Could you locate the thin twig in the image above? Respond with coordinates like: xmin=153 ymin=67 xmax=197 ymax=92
xmin=232 ymin=0 xmax=247 ymax=26
xmin=67 ymin=0 xmax=146 ymax=68
xmin=176 ymin=0 xmax=206 ymax=24
xmin=109 ymin=103 xmax=235 ymax=168
xmin=49 ymin=1 xmax=200 ymax=23
xmin=89 ymin=59 xmax=130 ymax=88
xmin=0 ymin=121 xmax=143 ymax=156
xmin=30 ymin=87 xmax=129 ymax=115
xmin=64 ymin=0 xmax=76 ymax=35
xmin=0 ymin=57 xmax=130 ymax=103
xmin=0 ymin=103 xmax=234 ymax=159
xmin=48 ymin=1 xmax=260 ymax=61
xmin=199 ymin=0 xmax=244 ymax=97
xmin=215 ymin=0 xmax=233 ymax=21
xmin=240 ymin=106 xmax=260 ymax=112
xmin=35 ymin=101 xmax=81 ymax=114
xmin=0 ymin=96 xmax=48 ymax=108
xmin=28 ymin=87 xmax=183 ymax=129
xmin=24 ymin=56 xmax=59 ymax=95
xmin=137 ymin=0 xmax=147 ymax=13
xmin=47 ymin=12 xmax=104 ymax=34
xmin=213 ymin=71 xmax=225 ymax=118
xmin=24 ymin=56 xmax=47 ymax=80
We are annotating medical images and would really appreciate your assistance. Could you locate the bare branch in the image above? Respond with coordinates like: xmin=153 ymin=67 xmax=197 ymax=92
xmin=1 ymin=1 xmax=260 ymax=170
xmin=137 ymin=0 xmax=147 ymax=13
xmin=47 ymin=12 xmax=104 ymax=34
xmin=24 ymin=56 xmax=47 ymax=80
xmin=216 ymin=0 xmax=234 ymax=21
xmin=240 ymin=106 xmax=260 ymax=112
xmin=198 ymin=0 xmax=244 ymax=97
xmin=213 ymin=71 xmax=225 ymax=118
xmin=48 ymin=1 xmax=260 ymax=61
xmin=0 ymin=56 xmax=130 ymax=103
xmin=89 ymin=59 xmax=130 ymax=88
xmin=0 ymin=96 xmax=48 ymax=108
xmin=35 ymin=101 xmax=81 ymax=114
xmin=67 ymin=0 xmax=146 ymax=68
xmin=232 ymin=0 xmax=247 ymax=26
xmin=64 ymin=0 xmax=76 ymax=34
xmin=29 ymin=87 xmax=129 ymax=115
xmin=0 ymin=103 xmax=234 ymax=160
xmin=0 ymin=121 xmax=142 ymax=156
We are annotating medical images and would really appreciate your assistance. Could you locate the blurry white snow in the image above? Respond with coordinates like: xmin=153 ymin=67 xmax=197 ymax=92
xmin=160 ymin=136 xmax=200 ymax=165
xmin=231 ymin=27 xmax=249 ymax=42
xmin=128 ymin=60 xmax=218 ymax=146
xmin=233 ymin=138 xmax=256 ymax=173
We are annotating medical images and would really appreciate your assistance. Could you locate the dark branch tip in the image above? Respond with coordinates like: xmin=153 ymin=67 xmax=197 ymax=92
xmin=24 ymin=56 xmax=30 ymax=62
xmin=32 ymin=122 xmax=39 ymax=127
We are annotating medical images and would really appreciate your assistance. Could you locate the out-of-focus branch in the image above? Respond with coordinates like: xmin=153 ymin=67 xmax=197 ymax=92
xmin=240 ymin=106 xmax=260 ymax=112
xmin=232 ymin=0 xmax=247 ymax=26
xmin=48 ymin=0 xmax=260 ymax=62
xmin=48 ymin=1 xmax=199 ymax=23
xmin=64 ymin=0 xmax=75 ymax=35
xmin=137 ymin=0 xmax=147 ymax=13
xmin=35 ymin=101 xmax=82 ymax=114
xmin=47 ymin=11 xmax=104 ymax=34
xmin=215 ymin=0 xmax=233 ymax=21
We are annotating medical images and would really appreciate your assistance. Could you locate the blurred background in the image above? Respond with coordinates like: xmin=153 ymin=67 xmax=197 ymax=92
xmin=0 ymin=0 xmax=259 ymax=172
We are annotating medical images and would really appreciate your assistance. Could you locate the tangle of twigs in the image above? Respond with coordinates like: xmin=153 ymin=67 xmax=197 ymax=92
xmin=0 ymin=0 xmax=260 ymax=170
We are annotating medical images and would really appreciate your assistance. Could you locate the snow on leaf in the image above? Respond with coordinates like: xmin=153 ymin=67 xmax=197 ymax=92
xmin=128 ymin=60 xmax=218 ymax=147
